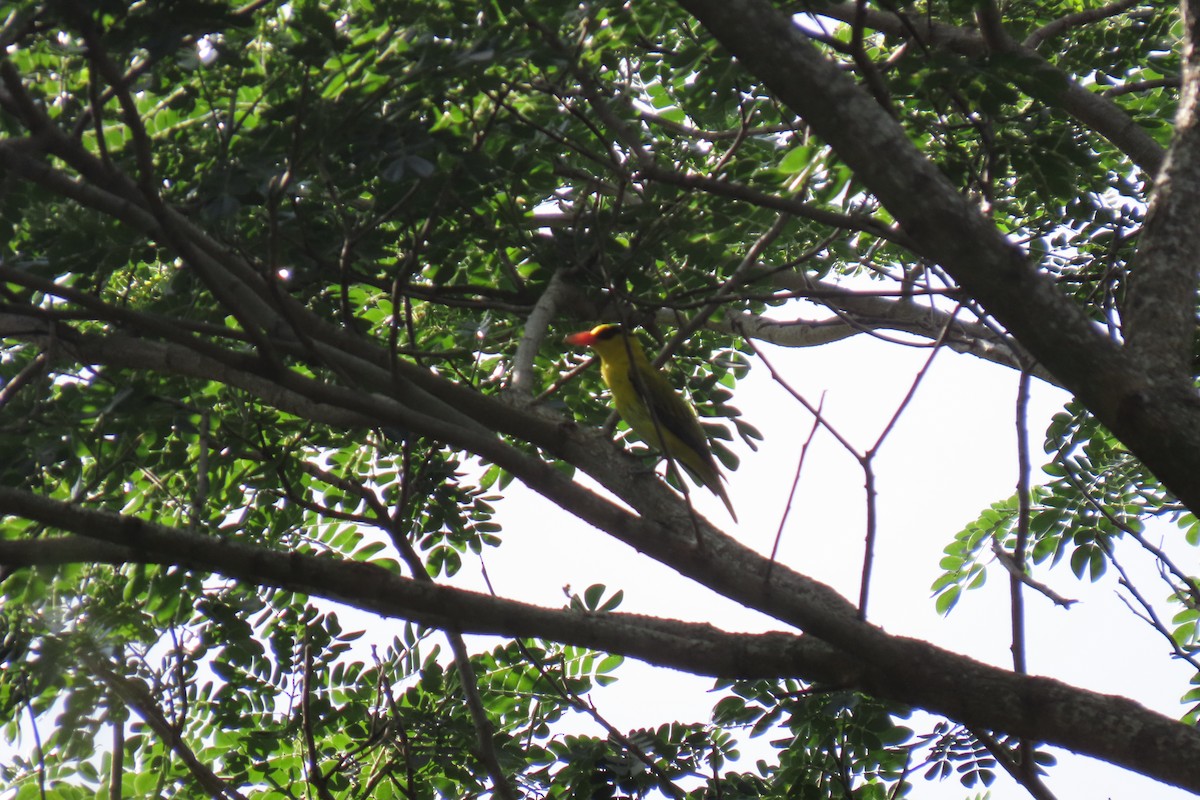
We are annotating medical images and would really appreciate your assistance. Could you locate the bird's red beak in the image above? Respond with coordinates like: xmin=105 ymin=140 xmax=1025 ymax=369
xmin=565 ymin=330 xmax=597 ymax=346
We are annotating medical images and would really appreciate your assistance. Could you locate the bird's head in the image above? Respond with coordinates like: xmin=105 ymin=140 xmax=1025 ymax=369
xmin=565 ymin=323 xmax=624 ymax=347
xmin=565 ymin=323 xmax=643 ymax=362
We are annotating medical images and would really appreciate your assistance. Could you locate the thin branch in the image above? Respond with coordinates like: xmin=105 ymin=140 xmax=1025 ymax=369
xmin=1023 ymin=0 xmax=1144 ymax=50
xmin=74 ymin=9 xmax=160 ymax=197
xmin=24 ymin=697 xmax=46 ymax=800
xmin=1104 ymin=77 xmax=1181 ymax=97
xmin=849 ymin=0 xmax=896 ymax=113
xmin=638 ymin=162 xmax=913 ymax=249
xmin=1102 ymin=540 xmax=1200 ymax=674
xmin=0 ymin=60 xmax=294 ymax=359
xmin=509 ymin=267 xmax=572 ymax=397
xmin=1059 ymin=465 xmax=1200 ymax=611
xmin=753 ymin=270 xmax=1057 ymax=384
xmin=856 ymin=307 xmax=957 ymax=618
xmin=0 ymin=137 xmax=159 ymax=231
xmin=445 ymin=632 xmax=519 ymax=800
xmin=866 ymin=306 xmax=957 ymax=454
xmin=637 ymin=108 xmax=798 ymax=140
xmin=968 ymin=727 xmax=1059 ymax=800
xmin=767 ymin=393 xmax=825 ymax=585
xmin=286 ymin=451 xmax=510 ymax=798
xmin=652 ymin=212 xmax=794 ymax=368
xmin=989 ymin=541 xmax=1077 ymax=609
xmin=82 ymin=652 xmax=248 ymax=800
xmin=1123 ymin=526 xmax=1200 ymax=611
xmin=533 ymin=354 xmax=595 ymax=403
xmin=108 ymin=698 xmax=124 ymax=800
xmin=301 ymin=644 xmax=338 ymax=800
xmin=1011 ymin=369 xmax=1032 ymax=675
xmin=743 ymin=336 xmax=862 ymax=456
xmin=677 ymin=0 xmax=1200 ymax=526
xmin=0 ymin=348 xmax=50 ymax=409
xmin=479 ymin=572 xmax=689 ymax=799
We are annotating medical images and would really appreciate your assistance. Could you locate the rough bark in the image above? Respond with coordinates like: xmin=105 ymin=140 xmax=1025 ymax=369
xmin=675 ymin=0 xmax=1200 ymax=518
xmin=2 ymin=505 xmax=1199 ymax=792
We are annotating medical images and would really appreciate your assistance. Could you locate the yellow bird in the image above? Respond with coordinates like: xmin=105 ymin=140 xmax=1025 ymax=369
xmin=565 ymin=323 xmax=736 ymax=521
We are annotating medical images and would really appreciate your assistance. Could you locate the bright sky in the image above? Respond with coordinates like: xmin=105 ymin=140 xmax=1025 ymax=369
xmin=469 ymin=331 xmax=1197 ymax=799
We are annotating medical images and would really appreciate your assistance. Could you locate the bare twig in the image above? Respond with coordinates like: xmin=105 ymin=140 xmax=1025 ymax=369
xmin=0 ymin=348 xmax=49 ymax=409
xmin=1103 ymin=540 xmax=1200 ymax=673
xmin=989 ymin=541 xmax=1077 ymax=609
xmin=768 ymin=393 xmax=825 ymax=584
xmin=1011 ymin=369 xmax=1032 ymax=674
xmin=967 ymin=727 xmax=1059 ymax=800
xmin=855 ymin=307 xmax=958 ymax=617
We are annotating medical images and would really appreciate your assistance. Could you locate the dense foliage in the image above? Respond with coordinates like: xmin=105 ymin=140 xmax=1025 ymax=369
xmin=1 ymin=1 xmax=1198 ymax=798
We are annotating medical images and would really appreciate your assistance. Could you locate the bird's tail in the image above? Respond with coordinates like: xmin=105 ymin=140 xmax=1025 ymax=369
xmin=686 ymin=462 xmax=737 ymax=522
xmin=675 ymin=457 xmax=738 ymax=522
xmin=710 ymin=477 xmax=737 ymax=522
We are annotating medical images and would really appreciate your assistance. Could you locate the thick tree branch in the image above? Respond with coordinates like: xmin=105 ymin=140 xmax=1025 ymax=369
xmin=737 ymin=271 xmax=1058 ymax=383
xmin=676 ymin=0 xmax=1200 ymax=522
xmin=1122 ymin=0 xmax=1200 ymax=376
xmin=2 ymin=518 xmax=1200 ymax=792
xmin=0 ymin=527 xmax=854 ymax=687
xmin=0 ymin=132 xmax=286 ymax=358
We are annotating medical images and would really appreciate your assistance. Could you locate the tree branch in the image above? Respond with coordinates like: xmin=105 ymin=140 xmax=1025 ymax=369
xmin=638 ymin=162 xmax=913 ymax=249
xmin=701 ymin=271 xmax=1060 ymax=384
xmin=2 ymin=517 xmax=1200 ymax=792
xmin=1121 ymin=0 xmax=1200 ymax=377
xmin=81 ymin=652 xmax=247 ymax=800
xmin=1023 ymin=0 xmax=1144 ymax=50
xmin=676 ymin=0 xmax=1200 ymax=522
xmin=810 ymin=1 xmax=1166 ymax=177
xmin=509 ymin=267 xmax=572 ymax=397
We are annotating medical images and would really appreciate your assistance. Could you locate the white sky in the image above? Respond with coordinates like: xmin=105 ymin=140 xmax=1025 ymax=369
xmin=465 ymin=331 xmax=1198 ymax=799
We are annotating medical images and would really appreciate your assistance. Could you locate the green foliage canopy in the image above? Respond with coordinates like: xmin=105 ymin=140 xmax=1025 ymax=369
xmin=1 ymin=1 xmax=1199 ymax=798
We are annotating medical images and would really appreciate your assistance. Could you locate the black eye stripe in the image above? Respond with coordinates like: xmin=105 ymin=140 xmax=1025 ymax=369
xmin=596 ymin=325 xmax=623 ymax=340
